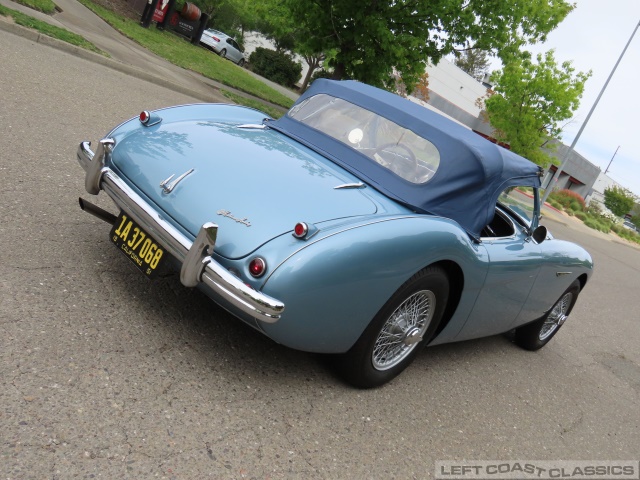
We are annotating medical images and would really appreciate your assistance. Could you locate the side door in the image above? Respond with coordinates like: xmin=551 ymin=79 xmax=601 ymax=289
xmin=456 ymin=187 xmax=544 ymax=340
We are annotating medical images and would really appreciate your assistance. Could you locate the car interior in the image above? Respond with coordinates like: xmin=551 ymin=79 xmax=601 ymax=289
xmin=481 ymin=207 xmax=517 ymax=238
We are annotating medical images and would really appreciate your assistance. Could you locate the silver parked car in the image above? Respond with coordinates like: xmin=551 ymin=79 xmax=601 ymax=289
xmin=199 ymin=28 xmax=245 ymax=66
xmin=622 ymin=220 xmax=638 ymax=232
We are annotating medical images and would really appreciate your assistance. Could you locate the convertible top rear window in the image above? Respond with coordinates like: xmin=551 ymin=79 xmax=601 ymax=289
xmin=288 ymin=94 xmax=441 ymax=184
xmin=272 ymin=79 xmax=542 ymax=237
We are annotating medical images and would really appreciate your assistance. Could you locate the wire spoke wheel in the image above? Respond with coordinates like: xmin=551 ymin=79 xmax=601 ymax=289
xmin=539 ymin=291 xmax=573 ymax=341
xmin=372 ymin=290 xmax=436 ymax=370
xmin=515 ymin=280 xmax=580 ymax=351
xmin=336 ymin=266 xmax=449 ymax=388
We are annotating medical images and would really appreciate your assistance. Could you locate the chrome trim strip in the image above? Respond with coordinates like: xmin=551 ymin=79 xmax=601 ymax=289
xmin=77 ymin=142 xmax=284 ymax=322
xmin=334 ymin=182 xmax=366 ymax=189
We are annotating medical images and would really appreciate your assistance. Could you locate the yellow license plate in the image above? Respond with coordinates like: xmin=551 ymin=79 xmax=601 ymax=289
xmin=110 ymin=212 xmax=166 ymax=278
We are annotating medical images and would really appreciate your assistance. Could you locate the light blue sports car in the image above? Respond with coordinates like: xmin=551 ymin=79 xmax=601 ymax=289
xmin=77 ymin=79 xmax=593 ymax=388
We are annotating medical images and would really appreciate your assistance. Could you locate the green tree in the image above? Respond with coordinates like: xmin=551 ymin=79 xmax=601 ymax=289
xmin=299 ymin=52 xmax=325 ymax=92
xmin=253 ymin=1 xmax=326 ymax=91
xmin=479 ymin=50 xmax=591 ymax=166
xmin=604 ymin=186 xmax=636 ymax=218
xmin=454 ymin=46 xmax=491 ymax=80
xmin=396 ymin=72 xmax=430 ymax=101
xmin=201 ymin=0 xmax=259 ymax=41
xmin=258 ymin=0 xmax=574 ymax=93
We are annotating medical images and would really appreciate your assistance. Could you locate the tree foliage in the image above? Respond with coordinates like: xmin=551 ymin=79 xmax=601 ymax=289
xmin=396 ymin=72 xmax=429 ymax=101
xmin=251 ymin=0 xmax=326 ymax=91
xmin=479 ymin=50 xmax=590 ymax=166
xmin=604 ymin=186 xmax=636 ymax=218
xmin=200 ymin=0 xmax=259 ymax=41
xmin=256 ymin=0 xmax=574 ymax=93
xmin=454 ymin=47 xmax=491 ymax=80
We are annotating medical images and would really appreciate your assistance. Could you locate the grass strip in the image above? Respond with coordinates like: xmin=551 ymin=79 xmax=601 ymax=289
xmin=0 ymin=4 xmax=106 ymax=55
xmin=75 ymin=0 xmax=295 ymax=109
xmin=220 ymin=89 xmax=286 ymax=119
xmin=12 ymin=0 xmax=56 ymax=14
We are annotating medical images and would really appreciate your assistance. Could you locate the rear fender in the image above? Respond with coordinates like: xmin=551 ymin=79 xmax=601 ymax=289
xmin=259 ymin=216 xmax=489 ymax=353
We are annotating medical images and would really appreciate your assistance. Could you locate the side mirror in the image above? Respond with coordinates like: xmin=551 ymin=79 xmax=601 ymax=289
xmin=532 ymin=225 xmax=548 ymax=244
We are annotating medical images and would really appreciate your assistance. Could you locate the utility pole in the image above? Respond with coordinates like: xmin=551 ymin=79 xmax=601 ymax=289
xmin=604 ymin=146 xmax=620 ymax=174
xmin=541 ymin=19 xmax=640 ymax=207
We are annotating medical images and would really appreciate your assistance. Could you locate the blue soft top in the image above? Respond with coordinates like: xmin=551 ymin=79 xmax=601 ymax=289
xmin=270 ymin=79 xmax=541 ymax=237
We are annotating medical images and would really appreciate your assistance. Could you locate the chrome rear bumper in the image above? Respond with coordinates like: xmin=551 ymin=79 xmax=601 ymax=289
xmin=77 ymin=140 xmax=284 ymax=323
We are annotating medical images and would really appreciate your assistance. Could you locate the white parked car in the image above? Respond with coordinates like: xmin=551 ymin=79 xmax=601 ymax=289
xmin=200 ymin=29 xmax=245 ymax=66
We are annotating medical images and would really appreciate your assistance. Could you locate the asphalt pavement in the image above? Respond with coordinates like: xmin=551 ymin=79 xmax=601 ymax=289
xmin=0 ymin=0 xmax=298 ymax=106
xmin=1 ymin=22 xmax=639 ymax=479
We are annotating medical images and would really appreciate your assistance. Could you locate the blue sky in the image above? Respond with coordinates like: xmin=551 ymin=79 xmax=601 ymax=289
xmin=526 ymin=0 xmax=640 ymax=197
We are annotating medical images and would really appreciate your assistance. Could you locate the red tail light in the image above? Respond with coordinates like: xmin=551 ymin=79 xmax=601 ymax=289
xmin=138 ymin=110 xmax=162 ymax=127
xmin=249 ymin=257 xmax=266 ymax=278
xmin=293 ymin=222 xmax=308 ymax=238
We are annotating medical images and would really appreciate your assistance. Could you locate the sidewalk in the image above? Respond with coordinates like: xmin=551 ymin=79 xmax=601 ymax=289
xmin=0 ymin=0 xmax=297 ymax=105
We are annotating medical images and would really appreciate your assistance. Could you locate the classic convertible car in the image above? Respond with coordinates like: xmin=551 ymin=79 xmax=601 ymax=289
xmin=77 ymin=79 xmax=593 ymax=388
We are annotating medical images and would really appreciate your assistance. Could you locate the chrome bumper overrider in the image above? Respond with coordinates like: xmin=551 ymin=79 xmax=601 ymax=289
xmin=77 ymin=140 xmax=284 ymax=323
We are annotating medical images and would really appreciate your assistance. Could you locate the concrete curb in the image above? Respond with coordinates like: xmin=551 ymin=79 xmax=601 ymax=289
xmin=0 ymin=18 xmax=224 ymax=103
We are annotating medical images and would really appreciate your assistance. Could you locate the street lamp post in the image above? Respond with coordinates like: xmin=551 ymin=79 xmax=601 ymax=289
xmin=540 ymin=19 xmax=640 ymax=207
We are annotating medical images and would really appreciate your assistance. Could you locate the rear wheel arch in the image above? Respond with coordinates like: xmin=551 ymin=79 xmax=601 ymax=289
xmin=577 ymin=273 xmax=589 ymax=291
xmin=428 ymin=260 xmax=464 ymax=341
xmin=335 ymin=264 xmax=451 ymax=387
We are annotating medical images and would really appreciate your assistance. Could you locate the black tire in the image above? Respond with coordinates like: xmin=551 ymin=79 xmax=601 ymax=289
xmin=219 ymin=48 xmax=227 ymax=58
xmin=336 ymin=266 xmax=449 ymax=388
xmin=515 ymin=280 xmax=580 ymax=351
xmin=238 ymin=58 xmax=245 ymax=67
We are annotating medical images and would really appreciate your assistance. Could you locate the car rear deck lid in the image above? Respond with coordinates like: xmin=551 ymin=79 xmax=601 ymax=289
xmin=111 ymin=113 xmax=377 ymax=258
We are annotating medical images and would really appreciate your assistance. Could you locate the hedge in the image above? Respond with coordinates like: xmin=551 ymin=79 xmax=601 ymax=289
xmin=249 ymin=47 xmax=302 ymax=88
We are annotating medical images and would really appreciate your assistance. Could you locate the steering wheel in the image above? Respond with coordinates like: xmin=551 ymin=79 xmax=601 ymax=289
xmin=372 ymin=142 xmax=418 ymax=180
